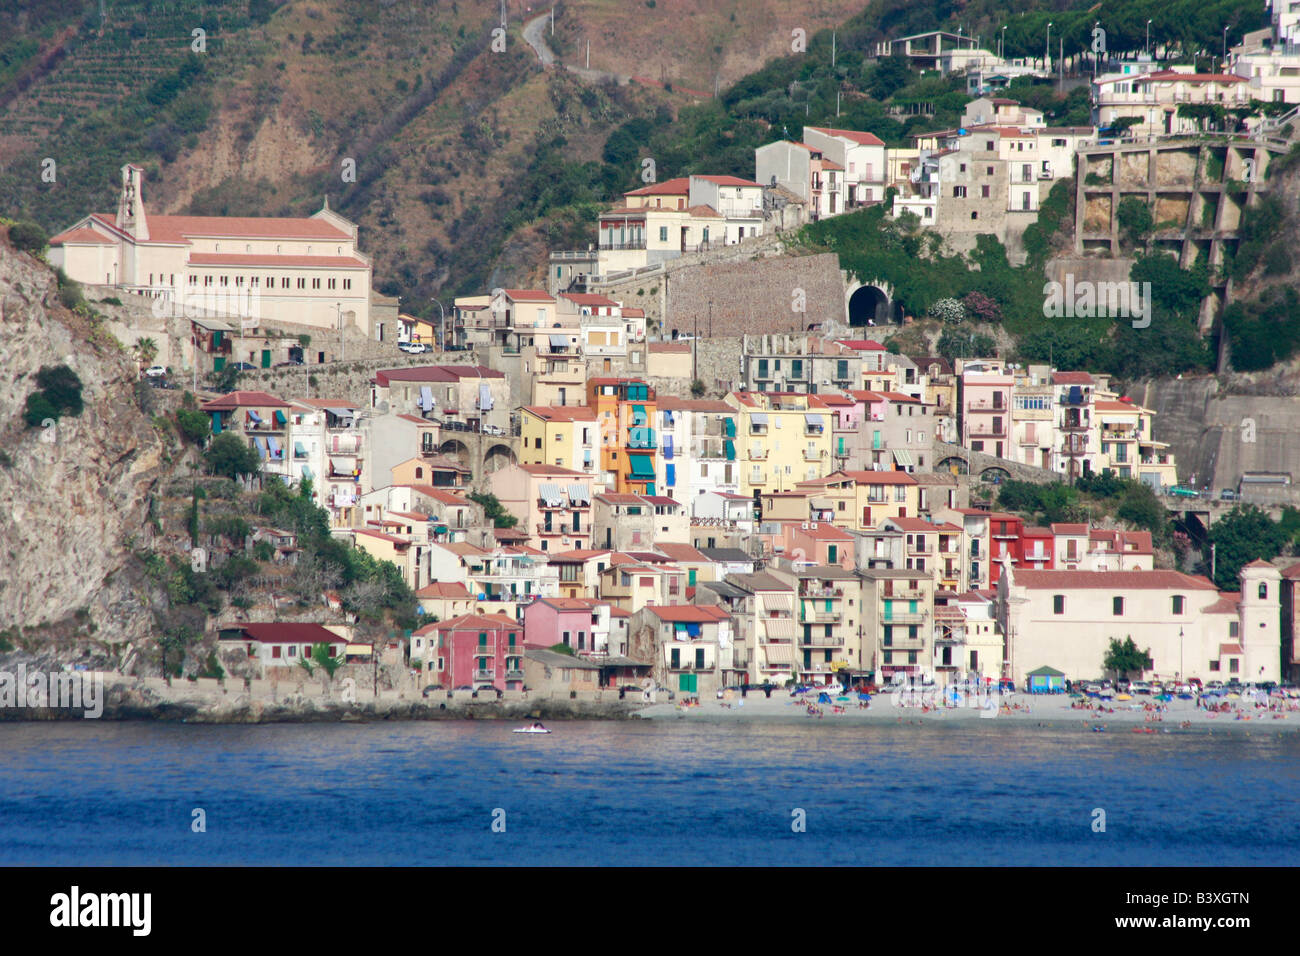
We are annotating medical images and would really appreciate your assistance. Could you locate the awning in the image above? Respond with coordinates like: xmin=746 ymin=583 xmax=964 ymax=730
xmin=631 ymin=404 xmax=647 ymax=426
xmin=567 ymin=483 xmax=590 ymax=505
xmin=628 ymin=454 xmax=655 ymax=478
xmin=762 ymin=618 xmax=798 ymax=640
xmin=301 ymin=465 xmax=313 ymax=479
xmin=247 ymin=410 xmax=262 ymax=424
xmin=805 ymin=413 xmax=824 ymax=427
xmin=549 ymin=334 xmax=568 ymax=348
xmin=724 ymin=418 xmax=736 ymax=438
xmin=418 ymin=386 xmax=434 ymax=411
xmin=761 ymin=594 xmax=794 ymax=615
xmin=663 ymin=435 xmax=674 ymax=460
xmin=750 ymin=412 xmax=769 ymax=426
xmin=254 ymin=436 xmax=268 ymax=457
xmin=724 ymin=439 xmax=736 ymax=461
xmin=538 ymin=483 xmax=566 ymax=507
xmin=274 ymin=409 xmax=287 ymax=426
xmin=479 ymin=383 xmax=493 ymax=410
xmin=294 ymin=441 xmax=307 ymax=457
xmin=893 ymin=449 xmax=916 ymax=466
xmin=665 ymin=463 xmax=676 ymax=486
xmin=267 ymin=436 xmax=281 ymax=459
xmin=763 ymin=643 xmax=794 ymax=665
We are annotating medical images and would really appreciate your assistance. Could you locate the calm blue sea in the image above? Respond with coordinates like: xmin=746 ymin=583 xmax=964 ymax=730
xmin=0 ymin=720 xmax=1297 ymax=865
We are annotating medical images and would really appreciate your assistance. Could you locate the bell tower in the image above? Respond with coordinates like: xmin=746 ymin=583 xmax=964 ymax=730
xmin=114 ymin=164 xmax=149 ymax=240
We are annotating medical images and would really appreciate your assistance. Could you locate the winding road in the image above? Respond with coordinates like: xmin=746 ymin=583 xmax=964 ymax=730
xmin=522 ymin=12 xmax=629 ymax=84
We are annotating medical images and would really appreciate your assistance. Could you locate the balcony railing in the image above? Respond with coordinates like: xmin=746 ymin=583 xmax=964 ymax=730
xmin=800 ymin=635 xmax=845 ymax=647
xmin=885 ymin=587 xmax=925 ymax=600
xmin=807 ymin=612 xmax=842 ymax=624
xmin=473 ymin=669 xmax=495 ymax=681
xmin=800 ymin=586 xmax=845 ymax=599
xmin=598 ymin=241 xmax=647 ymax=251
xmin=505 ymin=668 xmax=524 ymax=681
xmin=884 ymin=612 xmax=926 ymax=624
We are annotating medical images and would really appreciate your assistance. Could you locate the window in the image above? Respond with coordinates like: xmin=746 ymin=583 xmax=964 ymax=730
xmin=1230 ymin=658 xmax=1240 ymax=674
xmin=980 ymin=185 xmax=990 ymax=198
xmin=1259 ymin=583 xmax=1268 ymax=600
xmin=1171 ymin=595 xmax=1184 ymax=615
xmin=1209 ymin=659 xmax=1220 ymax=672
xmin=1112 ymin=596 xmax=1124 ymax=616
xmin=659 ymin=226 xmax=668 ymax=242
xmin=343 ymin=279 xmax=352 ymax=290
xmin=1053 ymin=595 xmax=1065 ymax=615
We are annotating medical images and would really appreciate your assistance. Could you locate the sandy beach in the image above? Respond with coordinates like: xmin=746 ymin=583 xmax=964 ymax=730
xmin=634 ymin=689 xmax=1300 ymax=734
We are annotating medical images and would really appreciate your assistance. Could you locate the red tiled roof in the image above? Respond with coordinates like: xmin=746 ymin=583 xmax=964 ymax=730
xmin=806 ymin=126 xmax=886 ymax=147
xmin=521 ymin=405 xmax=598 ymax=422
xmin=201 ymin=390 xmax=289 ymax=410
xmin=1051 ymin=371 xmax=1094 ymax=385
xmin=48 ymin=226 xmax=113 ymax=245
xmin=1014 ymin=570 xmax=1217 ymax=590
xmin=187 ymin=253 xmax=368 ymax=268
xmin=694 ymin=175 xmax=761 ymax=187
xmin=434 ymin=612 xmax=520 ymax=631
xmin=233 ymin=623 xmax=346 ymax=644
xmin=372 ymin=365 xmax=504 ymax=386
xmin=416 ymin=581 xmax=474 ymax=599
xmin=624 ymin=177 xmax=690 ymax=196
xmin=836 ymin=339 xmax=886 ymax=351
xmin=559 ymin=293 xmax=618 ymax=307
xmin=643 ymin=604 xmax=731 ymax=622
xmin=501 ymin=289 xmax=555 ymax=302
xmin=518 ymin=462 xmax=588 ymax=476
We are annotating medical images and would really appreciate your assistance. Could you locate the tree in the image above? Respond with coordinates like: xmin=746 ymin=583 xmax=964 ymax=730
xmin=135 ymin=338 xmax=159 ymax=367
xmin=1207 ymin=505 xmax=1288 ymax=590
xmin=176 ymin=408 xmax=211 ymax=445
xmin=548 ymin=642 xmax=575 ymax=656
xmin=469 ymin=491 xmax=518 ymax=529
xmin=310 ymin=642 xmax=345 ymax=679
xmin=1117 ymin=483 xmax=1169 ymax=540
xmin=205 ymin=432 xmax=260 ymax=480
xmin=690 ymin=379 xmax=706 ymax=398
xmin=7 ymin=221 xmax=48 ymax=254
xmin=1116 ymin=197 xmax=1153 ymax=247
xmin=1103 ymin=637 xmax=1152 ymax=678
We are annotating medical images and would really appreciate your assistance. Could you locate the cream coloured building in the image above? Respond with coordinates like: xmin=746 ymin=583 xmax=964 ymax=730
xmin=50 ymin=164 xmax=373 ymax=334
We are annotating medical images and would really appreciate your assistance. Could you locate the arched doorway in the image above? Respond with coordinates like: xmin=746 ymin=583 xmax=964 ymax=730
xmin=439 ymin=439 xmax=471 ymax=467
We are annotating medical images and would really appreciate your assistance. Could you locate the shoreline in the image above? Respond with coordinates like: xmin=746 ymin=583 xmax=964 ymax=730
xmin=1 ymin=676 xmax=1297 ymax=733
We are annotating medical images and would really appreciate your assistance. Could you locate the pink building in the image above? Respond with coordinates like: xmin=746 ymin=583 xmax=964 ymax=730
xmin=524 ymin=597 xmax=602 ymax=655
xmin=959 ymin=363 xmax=1013 ymax=459
xmin=425 ymin=612 xmax=524 ymax=691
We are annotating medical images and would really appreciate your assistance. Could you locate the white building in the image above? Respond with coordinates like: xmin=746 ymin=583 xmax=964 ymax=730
xmin=50 ymin=164 xmax=373 ymax=335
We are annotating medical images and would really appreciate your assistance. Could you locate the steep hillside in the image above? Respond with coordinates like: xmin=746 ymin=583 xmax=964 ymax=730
xmin=0 ymin=231 xmax=167 ymax=651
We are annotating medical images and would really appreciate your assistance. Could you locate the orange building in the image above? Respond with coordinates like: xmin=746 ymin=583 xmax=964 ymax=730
xmin=587 ymin=377 xmax=659 ymax=495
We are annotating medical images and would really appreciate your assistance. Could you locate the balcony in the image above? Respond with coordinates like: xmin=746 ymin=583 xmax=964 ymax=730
xmin=598 ymin=241 xmax=647 ymax=251
xmin=966 ymin=400 xmax=1007 ymax=412
xmin=473 ymin=669 xmax=495 ymax=681
xmin=804 ymin=449 xmax=826 ymax=461
xmin=800 ymin=585 xmax=844 ymax=599
xmin=807 ymin=611 xmax=842 ymax=624
xmin=885 ymin=586 xmax=925 ymax=600
xmin=748 ymin=448 xmax=768 ymax=460
xmin=883 ymin=611 xmax=926 ymax=625
xmin=505 ymin=668 xmax=524 ymax=681
xmin=800 ymin=635 xmax=845 ymax=647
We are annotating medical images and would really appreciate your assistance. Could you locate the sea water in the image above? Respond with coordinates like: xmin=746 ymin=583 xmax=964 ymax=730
xmin=0 ymin=720 xmax=1295 ymax=865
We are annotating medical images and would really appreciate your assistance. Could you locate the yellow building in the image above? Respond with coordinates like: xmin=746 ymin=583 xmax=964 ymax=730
xmin=519 ymin=405 xmax=599 ymax=474
xmin=1094 ymin=397 xmax=1178 ymax=488
xmin=796 ymin=469 xmax=922 ymax=529
xmin=725 ymin=392 xmax=834 ymax=496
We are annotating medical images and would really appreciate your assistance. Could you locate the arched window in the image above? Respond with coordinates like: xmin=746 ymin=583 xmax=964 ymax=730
xmin=1259 ymin=582 xmax=1268 ymax=600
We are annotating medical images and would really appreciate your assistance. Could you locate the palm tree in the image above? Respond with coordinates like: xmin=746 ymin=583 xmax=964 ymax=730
xmin=135 ymin=337 xmax=158 ymax=368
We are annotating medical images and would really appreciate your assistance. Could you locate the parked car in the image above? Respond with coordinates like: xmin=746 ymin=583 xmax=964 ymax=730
xmin=421 ymin=684 xmax=445 ymax=697
xmin=144 ymin=365 xmax=167 ymax=378
xmin=1220 ymin=488 xmax=1239 ymax=501
xmin=1115 ymin=679 xmax=1131 ymax=693
xmin=399 ymin=342 xmax=430 ymax=354
xmin=1205 ymin=680 xmax=1225 ymax=692
xmin=481 ymin=423 xmax=504 ymax=436
xmin=229 ymin=362 xmax=256 ymax=371
xmin=1131 ymin=681 xmax=1152 ymax=695
xmin=1168 ymin=486 xmax=1200 ymax=498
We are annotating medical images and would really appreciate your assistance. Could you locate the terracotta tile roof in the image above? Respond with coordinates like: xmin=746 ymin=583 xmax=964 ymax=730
xmin=372 ymin=365 xmax=504 ymax=386
xmin=49 ymin=226 xmax=113 ymax=245
xmin=434 ymin=612 xmax=520 ymax=631
xmin=642 ymin=604 xmax=731 ymax=622
xmin=518 ymin=462 xmax=588 ymax=476
xmin=501 ymin=289 xmax=556 ymax=302
xmin=624 ymin=177 xmax=690 ymax=196
xmin=1051 ymin=523 xmax=1089 ymax=535
xmin=137 ymin=213 xmax=352 ymax=244
xmin=694 ymin=175 xmax=761 ymax=187
xmin=188 ymin=253 xmax=367 ymax=268
xmin=201 ymin=390 xmax=289 ymax=410
xmin=416 ymin=581 xmax=474 ymax=599
xmin=1014 ymin=570 xmax=1217 ymax=590
xmin=558 ymin=293 xmax=619 ymax=307
xmin=655 ymin=543 xmax=710 ymax=563
xmin=806 ymin=126 xmax=886 ymax=147
xmin=1051 ymin=371 xmax=1094 ymax=385
xmin=521 ymin=405 xmax=598 ymax=422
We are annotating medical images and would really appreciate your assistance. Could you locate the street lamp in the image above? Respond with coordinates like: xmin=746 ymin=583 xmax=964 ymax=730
xmin=432 ymin=297 xmax=446 ymax=350
xmin=1223 ymin=26 xmax=1230 ymax=71
xmin=1145 ymin=19 xmax=1152 ymax=57
xmin=1045 ymin=22 xmax=1052 ymax=73
xmin=1000 ymin=25 xmax=1007 ymax=61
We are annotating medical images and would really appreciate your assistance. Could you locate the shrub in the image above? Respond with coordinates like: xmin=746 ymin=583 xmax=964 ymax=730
xmin=7 ymin=221 xmax=48 ymax=254
xmin=927 ymin=297 xmax=966 ymax=324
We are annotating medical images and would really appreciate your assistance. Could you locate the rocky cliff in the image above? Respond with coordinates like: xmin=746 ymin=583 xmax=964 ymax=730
xmin=0 ymin=237 xmax=167 ymax=651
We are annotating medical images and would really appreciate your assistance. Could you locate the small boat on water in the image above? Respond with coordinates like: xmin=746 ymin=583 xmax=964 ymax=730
xmin=513 ymin=723 xmax=551 ymax=734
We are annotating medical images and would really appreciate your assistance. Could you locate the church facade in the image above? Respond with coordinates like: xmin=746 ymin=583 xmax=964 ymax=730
xmin=49 ymin=164 xmax=373 ymax=333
